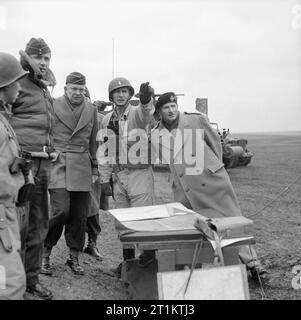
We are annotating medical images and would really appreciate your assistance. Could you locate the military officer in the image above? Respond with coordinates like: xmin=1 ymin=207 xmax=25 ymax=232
xmin=97 ymin=77 xmax=155 ymax=269
xmin=41 ymin=72 xmax=99 ymax=276
xmin=0 ymin=52 xmax=28 ymax=299
xmin=10 ymin=38 xmax=55 ymax=300
xmin=98 ymin=77 xmax=155 ymax=208
xmin=152 ymin=92 xmax=267 ymax=278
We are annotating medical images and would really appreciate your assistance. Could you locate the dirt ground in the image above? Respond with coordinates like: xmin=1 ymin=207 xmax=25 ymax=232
xmin=33 ymin=132 xmax=301 ymax=300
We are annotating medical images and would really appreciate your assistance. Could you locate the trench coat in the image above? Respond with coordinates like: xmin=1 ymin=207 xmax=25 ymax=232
xmin=151 ymin=112 xmax=242 ymax=218
xmin=49 ymin=95 xmax=99 ymax=192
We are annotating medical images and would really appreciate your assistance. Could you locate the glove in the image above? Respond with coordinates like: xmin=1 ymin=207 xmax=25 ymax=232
xmin=101 ymin=182 xmax=112 ymax=196
xmin=139 ymin=82 xmax=154 ymax=105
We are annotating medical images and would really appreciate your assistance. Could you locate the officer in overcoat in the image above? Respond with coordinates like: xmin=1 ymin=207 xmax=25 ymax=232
xmin=0 ymin=52 xmax=27 ymax=299
xmin=152 ymin=92 xmax=266 ymax=278
xmin=41 ymin=72 xmax=99 ymax=276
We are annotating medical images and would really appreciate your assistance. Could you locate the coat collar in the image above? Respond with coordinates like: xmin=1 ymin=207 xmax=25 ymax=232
xmin=54 ymin=96 xmax=93 ymax=135
xmin=72 ymin=101 xmax=93 ymax=136
xmin=155 ymin=112 xmax=192 ymax=159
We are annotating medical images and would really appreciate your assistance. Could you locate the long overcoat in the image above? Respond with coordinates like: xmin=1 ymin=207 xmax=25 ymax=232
xmin=49 ymin=95 xmax=99 ymax=192
xmin=151 ymin=112 xmax=242 ymax=218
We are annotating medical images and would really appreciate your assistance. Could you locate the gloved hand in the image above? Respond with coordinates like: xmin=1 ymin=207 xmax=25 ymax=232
xmin=101 ymin=182 xmax=112 ymax=196
xmin=139 ymin=82 xmax=154 ymax=105
xmin=49 ymin=152 xmax=59 ymax=162
xmin=93 ymin=100 xmax=113 ymax=113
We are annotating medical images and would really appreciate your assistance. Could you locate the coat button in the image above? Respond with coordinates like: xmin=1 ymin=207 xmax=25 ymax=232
xmin=202 ymin=183 xmax=206 ymax=187
xmin=179 ymin=172 xmax=184 ymax=177
xmin=185 ymin=187 xmax=190 ymax=192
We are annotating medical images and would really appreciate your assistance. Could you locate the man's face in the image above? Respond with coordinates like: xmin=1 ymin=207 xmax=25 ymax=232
xmin=29 ymin=52 xmax=51 ymax=76
xmin=1 ymin=81 xmax=22 ymax=105
xmin=65 ymin=83 xmax=86 ymax=105
xmin=159 ymin=102 xmax=179 ymax=124
xmin=112 ymin=87 xmax=130 ymax=107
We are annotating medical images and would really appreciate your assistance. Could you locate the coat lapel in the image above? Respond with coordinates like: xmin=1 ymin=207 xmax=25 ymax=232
xmin=71 ymin=101 xmax=93 ymax=137
xmin=173 ymin=112 xmax=191 ymax=160
xmin=54 ymin=96 xmax=77 ymax=131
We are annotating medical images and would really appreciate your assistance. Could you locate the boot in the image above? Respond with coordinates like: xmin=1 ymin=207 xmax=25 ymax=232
xmin=84 ymin=239 xmax=102 ymax=260
xmin=66 ymin=253 xmax=84 ymax=275
xmin=40 ymin=257 xmax=53 ymax=276
xmin=26 ymin=282 xmax=53 ymax=300
xmin=40 ymin=247 xmax=53 ymax=276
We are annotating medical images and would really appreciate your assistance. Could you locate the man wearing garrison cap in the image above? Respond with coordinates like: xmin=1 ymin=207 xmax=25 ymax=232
xmin=41 ymin=72 xmax=99 ymax=276
xmin=10 ymin=37 xmax=56 ymax=300
xmin=151 ymin=92 xmax=267 ymax=279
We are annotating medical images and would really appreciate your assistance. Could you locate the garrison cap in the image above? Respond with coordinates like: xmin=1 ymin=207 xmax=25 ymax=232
xmin=25 ymin=38 xmax=51 ymax=56
xmin=66 ymin=72 xmax=86 ymax=85
xmin=155 ymin=92 xmax=177 ymax=110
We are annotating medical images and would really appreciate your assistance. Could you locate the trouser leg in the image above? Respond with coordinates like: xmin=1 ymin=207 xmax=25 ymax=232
xmin=86 ymin=215 xmax=101 ymax=243
xmin=0 ymin=206 xmax=26 ymax=300
xmin=113 ymin=170 xmax=130 ymax=209
xmin=16 ymin=203 xmax=29 ymax=264
xmin=44 ymin=188 xmax=70 ymax=253
xmin=128 ymin=167 xmax=155 ymax=207
xmin=65 ymin=192 xmax=89 ymax=253
xmin=24 ymin=158 xmax=50 ymax=288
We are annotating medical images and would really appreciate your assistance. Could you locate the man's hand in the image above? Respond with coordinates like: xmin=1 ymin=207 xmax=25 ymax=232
xmin=49 ymin=152 xmax=59 ymax=162
xmin=101 ymin=182 xmax=112 ymax=196
xmin=92 ymin=175 xmax=99 ymax=183
xmin=139 ymin=82 xmax=154 ymax=105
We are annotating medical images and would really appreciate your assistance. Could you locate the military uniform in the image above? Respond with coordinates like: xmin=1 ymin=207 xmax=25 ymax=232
xmin=0 ymin=104 xmax=26 ymax=300
xmin=84 ymin=112 xmax=109 ymax=258
xmin=98 ymin=102 xmax=155 ymax=208
xmin=152 ymin=108 xmax=258 ymax=266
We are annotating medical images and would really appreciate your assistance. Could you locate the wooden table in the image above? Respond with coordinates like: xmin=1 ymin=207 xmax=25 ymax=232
xmin=120 ymin=229 xmax=255 ymax=299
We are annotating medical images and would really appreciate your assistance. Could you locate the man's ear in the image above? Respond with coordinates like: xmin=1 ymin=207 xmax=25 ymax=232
xmin=64 ymin=86 xmax=67 ymax=93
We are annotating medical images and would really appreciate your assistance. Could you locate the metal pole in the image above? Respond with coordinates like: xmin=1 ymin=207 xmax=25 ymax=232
xmin=112 ymin=38 xmax=115 ymax=78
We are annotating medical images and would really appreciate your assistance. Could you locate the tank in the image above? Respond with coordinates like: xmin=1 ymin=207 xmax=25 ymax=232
xmin=211 ymin=123 xmax=253 ymax=169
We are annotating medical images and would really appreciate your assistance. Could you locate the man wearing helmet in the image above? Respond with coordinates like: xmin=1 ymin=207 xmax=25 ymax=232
xmin=0 ymin=52 xmax=28 ymax=299
xmin=98 ymin=78 xmax=155 ymax=207
xmin=97 ymin=77 xmax=155 ymax=267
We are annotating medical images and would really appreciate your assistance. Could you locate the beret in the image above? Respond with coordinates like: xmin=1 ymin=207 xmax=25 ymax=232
xmin=155 ymin=92 xmax=177 ymax=110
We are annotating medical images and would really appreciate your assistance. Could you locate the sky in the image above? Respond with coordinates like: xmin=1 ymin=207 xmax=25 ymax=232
xmin=1 ymin=0 xmax=301 ymax=132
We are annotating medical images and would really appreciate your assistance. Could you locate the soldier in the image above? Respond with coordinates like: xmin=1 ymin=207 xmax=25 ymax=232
xmin=41 ymin=72 xmax=99 ymax=275
xmin=97 ymin=77 xmax=155 ymax=268
xmin=152 ymin=92 xmax=267 ymax=279
xmin=98 ymin=77 xmax=155 ymax=207
xmin=83 ymin=102 xmax=109 ymax=260
xmin=10 ymin=38 xmax=56 ymax=300
xmin=0 ymin=52 xmax=28 ymax=299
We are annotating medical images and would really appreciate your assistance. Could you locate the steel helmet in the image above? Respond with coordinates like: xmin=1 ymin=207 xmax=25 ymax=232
xmin=0 ymin=52 xmax=28 ymax=89
xmin=108 ymin=77 xmax=134 ymax=101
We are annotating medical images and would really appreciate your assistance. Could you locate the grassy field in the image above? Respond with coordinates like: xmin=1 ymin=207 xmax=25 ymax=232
xmin=36 ymin=132 xmax=301 ymax=300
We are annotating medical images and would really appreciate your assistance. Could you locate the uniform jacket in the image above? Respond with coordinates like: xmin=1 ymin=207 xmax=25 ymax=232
xmin=0 ymin=107 xmax=26 ymax=300
xmin=0 ymin=109 xmax=25 ymax=205
xmin=49 ymin=95 xmax=99 ymax=191
xmin=10 ymin=75 xmax=54 ymax=153
xmin=151 ymin=112 xmax=242 ymax=218
xmin=97 ymin=100 xmax=154 ymax=183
